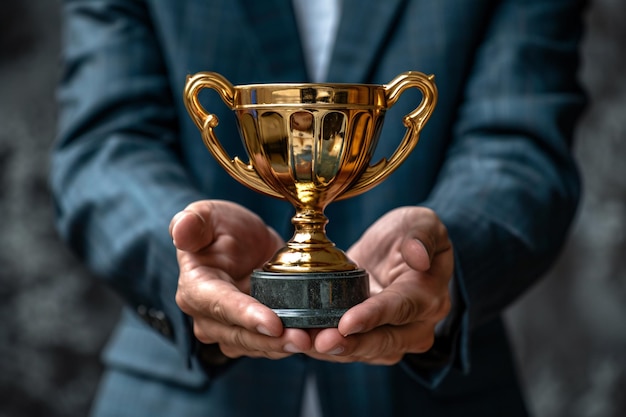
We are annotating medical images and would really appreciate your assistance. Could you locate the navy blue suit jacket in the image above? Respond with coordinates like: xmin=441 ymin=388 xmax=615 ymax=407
xmin=51 ymin=0 xmax=586 ymax=415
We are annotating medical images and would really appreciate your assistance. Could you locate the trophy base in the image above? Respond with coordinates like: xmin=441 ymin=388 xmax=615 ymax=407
xmin=251 ymin=269 xmax=369 ymax=328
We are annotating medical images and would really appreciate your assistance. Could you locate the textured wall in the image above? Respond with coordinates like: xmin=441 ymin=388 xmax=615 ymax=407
xmin=0 ymin=2 xmax=121 ymax=416
xmin=0 ymin=1 xmax=624 ymax=416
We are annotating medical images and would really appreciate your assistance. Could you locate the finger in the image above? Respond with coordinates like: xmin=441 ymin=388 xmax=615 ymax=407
xmin=194 ymin=316 xmax=312 ymax=358
xmin=214 ymin=327 xmax=312 ymax=359
xmin=223 ymin=349 xmax=293 ymax=360
xmin=176 ymin=275 xmax=285 ymax=337
xmin=310 ymin=323 xmax=434 ymax=365
xmin=337 ymin=278 xmax=426 ymax=334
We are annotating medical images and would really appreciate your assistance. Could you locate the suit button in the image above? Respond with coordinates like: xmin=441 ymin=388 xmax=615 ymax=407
xmin=136 ymin=305 xmax=174 ymax=339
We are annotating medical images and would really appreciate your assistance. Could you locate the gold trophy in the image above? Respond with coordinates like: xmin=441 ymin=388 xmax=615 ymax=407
xmin=184 ymin=72 xmax=437 ymax=327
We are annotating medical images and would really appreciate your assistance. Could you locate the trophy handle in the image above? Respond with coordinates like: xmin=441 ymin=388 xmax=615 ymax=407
xmin=340 ymin=71 xmax=438 ymax=200
xmin=183 ymin=72 xmax=284 ymax=199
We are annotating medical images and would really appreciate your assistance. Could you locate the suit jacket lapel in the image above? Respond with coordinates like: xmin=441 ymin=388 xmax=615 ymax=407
xmin=239 ymin=0 xmax=308 ymax=81
xmin=328 ymin=0 xmax=407 ymax=83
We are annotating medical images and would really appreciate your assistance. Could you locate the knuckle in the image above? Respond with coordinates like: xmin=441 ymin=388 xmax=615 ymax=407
xmin=394 ymin=296 xmax=421 ymax=324
xmin=192 ymin=322 xmax=213 ymax=344
xmin=219 ymin=329 xmax=251 ymax=358
xmin=218 ymin=344 xmax=242 ymax=359
xmin=378 ymin=327 xmax=401 ymax=357
xmin=377 ymin=289 xmax=420 ymax=325
xmin=210 ymin=298 xmax=229 ymax=322
xmin=229 ymin=327 xmax=248 ymax=349
xmin=175 ymin=288 xmax=190 ymax=313
xmin=409 ymin=332 xmax=435 ymax=354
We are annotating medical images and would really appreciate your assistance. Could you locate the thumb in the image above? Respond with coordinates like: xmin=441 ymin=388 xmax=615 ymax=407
xmin=169 ymin=209 xmax=212 ymax=252
xmin=401 ymin=238 xmax=432 ymax=272
xmin=400 ymin=209 xmax=451 ymax=272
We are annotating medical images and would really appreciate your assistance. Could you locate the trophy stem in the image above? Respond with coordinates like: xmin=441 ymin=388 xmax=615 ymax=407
xmin=265 ymin=207 xmax=358 ymax=273
xmin=290 ymin=208 xmax=333 ymax=246
xmin=251 ymin=206 xmax=370 ymax=328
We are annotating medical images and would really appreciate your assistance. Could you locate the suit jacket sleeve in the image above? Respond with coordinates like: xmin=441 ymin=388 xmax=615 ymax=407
xmin=402 ymin=0 xmax=587 ymax=387
xmin=50 ymin=0 xmax=202 ymax=366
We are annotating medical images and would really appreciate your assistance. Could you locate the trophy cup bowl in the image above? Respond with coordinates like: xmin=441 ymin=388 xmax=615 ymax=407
xmin=184 ymin=71 xmax=437 ymax=327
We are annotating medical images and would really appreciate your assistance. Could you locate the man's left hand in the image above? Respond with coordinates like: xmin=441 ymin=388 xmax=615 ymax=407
xmin=306 ymin=206 xmax=454 ymax=365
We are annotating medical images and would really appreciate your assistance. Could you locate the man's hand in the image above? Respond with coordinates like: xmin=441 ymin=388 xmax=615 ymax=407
xmin=171 ymin=200 xmax=312 ymax=360
xmin=307 ymin=207 xmax=453 ymax=365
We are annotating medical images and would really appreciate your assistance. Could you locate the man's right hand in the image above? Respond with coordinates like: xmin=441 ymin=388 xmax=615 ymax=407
xmin=170 ymin=200 xmax=312 ymax=360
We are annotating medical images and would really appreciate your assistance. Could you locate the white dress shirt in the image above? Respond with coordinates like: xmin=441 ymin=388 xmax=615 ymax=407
xmin=291 ymin=2 xmax=341 ymax=415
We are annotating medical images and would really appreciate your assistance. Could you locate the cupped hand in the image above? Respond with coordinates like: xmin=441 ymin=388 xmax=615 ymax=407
xmin=171 ymin=200 xmax=312 ymax=359
xmin=307 ymin=206 xmax=454 ymax=365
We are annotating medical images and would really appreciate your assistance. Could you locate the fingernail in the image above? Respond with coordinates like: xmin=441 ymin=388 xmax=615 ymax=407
xmin=256 ymin=325 xmax=274 ymax=337
xmin=171 ymin=210 xmax=187 ymax=224
xmin=328 ymin=346 xmax=344 ymax=355
xmin=284 ymin=343 xmax=302 ymax=353
xmin=415 ymin=238 xmax=430 ymax=255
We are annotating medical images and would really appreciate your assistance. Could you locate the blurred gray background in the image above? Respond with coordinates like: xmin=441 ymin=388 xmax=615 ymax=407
xmin=0 ymin=1 xmax=624 ymax=416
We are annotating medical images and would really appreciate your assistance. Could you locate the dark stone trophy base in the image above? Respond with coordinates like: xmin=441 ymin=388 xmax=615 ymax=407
xmin=250 ymin=269 xmax=370 ymax=328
